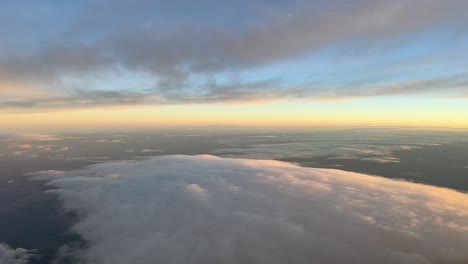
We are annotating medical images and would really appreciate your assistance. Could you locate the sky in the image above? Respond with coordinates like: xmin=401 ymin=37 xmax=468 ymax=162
xmin=1 ymin=0 xmax=468 ymax=129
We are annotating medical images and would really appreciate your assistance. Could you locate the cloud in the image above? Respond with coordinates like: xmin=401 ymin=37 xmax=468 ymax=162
xmin=1 ymin=0 xmax=468 ymax=109
xmin=0 ymin=243 xmax=36 ymax=264
xmin=360 ymin=156 xmax=401 ymax=163
xmin=1 ymin=72 xmax=466 ymax=109
xmin=16 ymin=134 xmax=62 ymax=142
xmin=31 ymin=155 xmax=468 ymax=264
xmin=56 ymin=147 xmax=70 ymax=152
xmin=214 ymin=141 xmax=420 ymax=163
xmin=313 ymin=73 xmax=468 ymax=99
xmin=0 ymin=133 xmax=16 ymax=141
xmin=0 ymin=79 xmax=301 ymax=109
xmin=12 ymin=151 xmax=28 ymax=156
xmin=139 ymin=148 xmax=163 ymax=153
xmin=35 ymin=144 xmax=55 ymax=152
xmin=0 ymin=89 xmax=161 ymax=109
xmin=96 ymin=139 xmax=125 ymax=143
xmin=13 ymin=144 xmax=33 ymax=149
xmin=18 ymin=0 xmax=468 ymax=76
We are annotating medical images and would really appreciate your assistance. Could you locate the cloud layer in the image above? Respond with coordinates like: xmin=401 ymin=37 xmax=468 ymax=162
xmin=32 ymin=155 xmax=468 ymax=264
xmin=1 ymin=0 xmax=468 ymax=109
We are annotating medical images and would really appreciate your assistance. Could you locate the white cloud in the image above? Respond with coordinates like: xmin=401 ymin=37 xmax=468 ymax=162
xmin=32 ymin=155 xmax=468 ymax=264
xmin=35 ymin=144 xmax=55 ymax=151
xmin=13 ymin=144 xmax=33 ymax=149
xmin=96 ymin=139 xmax=126 ymax=143
xmin=360 ymin=156 xmax=401 ymax=163
xmin=214 ymin=142 xmax=422 ymax=163
xmin=6 ymin=143 xmax=68 ymax=157
xmin=18 ymin=134 xmax=62 ymax=142
xmin=56 ymin=147 xmax=70 ymax=152
xmin=0 ymin=243 xmax=36 ymax=264
xmin=140 ymin=148 xmax=162 ymax=153
xmin=12 ymin=151 xmax=27 ymax=156
xmin=0 ymin=133 xmax=61 ymax=142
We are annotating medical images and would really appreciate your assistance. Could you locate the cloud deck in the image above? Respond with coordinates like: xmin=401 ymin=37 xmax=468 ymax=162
xmin=31 ymin=155 xmax=468 ymax=264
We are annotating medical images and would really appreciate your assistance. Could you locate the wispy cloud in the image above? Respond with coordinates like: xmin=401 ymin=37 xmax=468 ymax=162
xmin=312 ymin=72 xmax=468 ymax=99
xmin=2 ymin=72 xmax=467 ymax=109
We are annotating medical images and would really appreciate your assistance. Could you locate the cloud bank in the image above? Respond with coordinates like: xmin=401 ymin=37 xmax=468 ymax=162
xmin=0 ymin=243 xmax=36 ymax=264
xmin=32 ymin=155 xmax=468 ymax=264
xmin=1 ymin=0 xmax=468 ymax=109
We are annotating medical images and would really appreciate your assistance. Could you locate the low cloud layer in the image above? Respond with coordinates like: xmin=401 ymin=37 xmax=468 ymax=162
xmin=0 ymin=243 xmax=36 ymax=264
xmin=0 ymin=134 xmax=62 ymax=142
xmin=32 ymin=155 xmax=468 ymax=264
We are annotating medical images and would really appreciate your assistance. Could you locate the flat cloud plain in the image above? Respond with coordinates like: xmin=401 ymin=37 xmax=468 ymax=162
xmin=29 ymin=155 xmax=468 ymax=264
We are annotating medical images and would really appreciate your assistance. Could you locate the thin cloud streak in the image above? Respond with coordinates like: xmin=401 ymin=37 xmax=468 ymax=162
xmin=1 ymin=74 xmax=466 ymax=109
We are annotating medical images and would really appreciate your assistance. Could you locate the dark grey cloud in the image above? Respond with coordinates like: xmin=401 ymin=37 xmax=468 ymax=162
xmin=0 ymin=243 xmax=36 ymax=264
xmin=31 ymin=155 xmax=468 ymax=264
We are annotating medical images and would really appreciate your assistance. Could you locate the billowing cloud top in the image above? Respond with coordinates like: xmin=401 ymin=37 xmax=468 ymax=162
xmin=1 ymin=0 xmax=468 ymax=109
xmin=32 ymin=155 xmax=468 ymax=264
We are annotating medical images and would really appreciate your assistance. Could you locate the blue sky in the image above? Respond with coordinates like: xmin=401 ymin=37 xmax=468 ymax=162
xmin=0 ymin=0 xmax=467 ymax=127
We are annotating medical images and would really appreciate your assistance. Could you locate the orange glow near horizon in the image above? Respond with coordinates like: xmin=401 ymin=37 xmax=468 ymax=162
xmin=2 ymin=99 xmax=468 ymax=131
